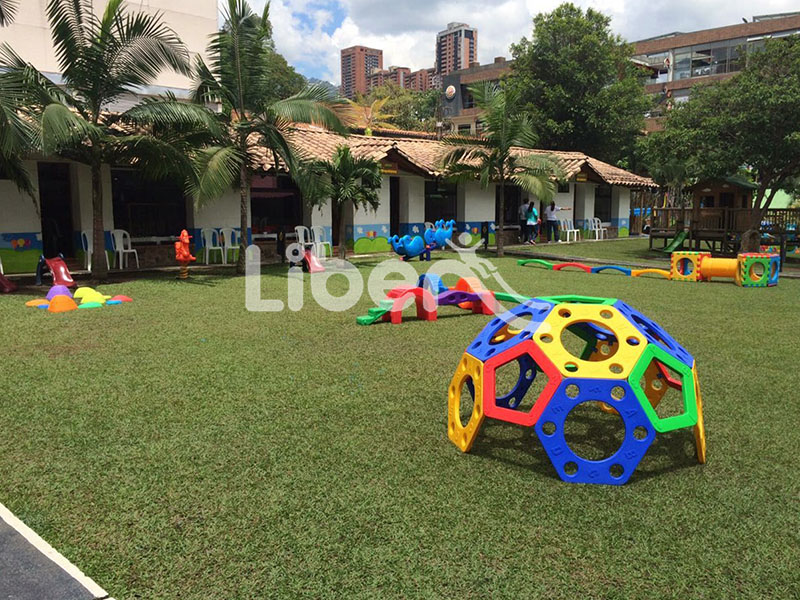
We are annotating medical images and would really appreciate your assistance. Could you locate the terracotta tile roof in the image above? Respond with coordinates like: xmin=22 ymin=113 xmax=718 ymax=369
xmin=255 ymin=125 xmax=657 ymax=188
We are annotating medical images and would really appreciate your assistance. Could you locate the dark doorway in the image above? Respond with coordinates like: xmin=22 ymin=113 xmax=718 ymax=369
xmin=250 ymin=175 xmax=303 ymax=234
xmin=425 ymin=180 xmax=458 ymax=222
xmin=595 ymin=185 xmax=612 ymax=223
xmin=38 ymin=162 xmax=74 ymax=257
xmin=719 ymin=192 xmax=734 ymax=208
xmin=389 ymin=176 xmax=400 ymax=235
xmin=495 ymin=184 xmax=522 ymax=224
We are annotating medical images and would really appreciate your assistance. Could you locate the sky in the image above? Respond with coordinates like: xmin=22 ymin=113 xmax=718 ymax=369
xmin=231 ymin=0 xmax=800 ymax=83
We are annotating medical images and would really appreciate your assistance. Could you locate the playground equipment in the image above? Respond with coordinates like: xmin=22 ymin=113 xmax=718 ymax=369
xmin=174 ymin=229 xmax=196 ymax=279
xmin=35 ymin=254 xmax=75 ymax=287
xmin=519 ymin=250 xmax=780 ymax=288
xmin=25 ymin=285 xmax=132 ymax=314
xmin=390 ymin=219 xmax=456 ymax=261
xmin=662 ymin=230 xmax=688 ymax=253
xmin=448 ymin=295 xmax=706 ymax=485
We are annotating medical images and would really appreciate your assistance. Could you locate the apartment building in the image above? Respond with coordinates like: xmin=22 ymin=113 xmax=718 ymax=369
xmin=368 ymin=66 xmax=411 ymax=91
xmin=435 ymin=22 xmax=478 ymax=77
xmin=340 ymin=45 xmax=383 ymax=99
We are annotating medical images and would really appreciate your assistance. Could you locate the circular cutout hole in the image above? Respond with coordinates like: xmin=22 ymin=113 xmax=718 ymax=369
xmin=564 ymin=402 xmax=625 ymax=461
xmin=651 ymin=378 xmax=664 ymax=391
xmin=540 ymin=334 xmax=553 ymax=343
xmin=633 ymin=426 xmax=648 ymax=440
xmin=600 ymin=310 xmax=613 ymax=319
xmin=599 ymin=343 xmax=612 ymax=356
xmin=609 ymin=363 xmax=623 ymax=374
xmin=564 ymin=461 xmax=578 ymax=476
xmin=565 ymin=362 xmax=578 ymax=373
xmin=560 ymin=321 xmax=619 ymax=362
xmin=749 ymin=262 xmax=765 ymax=282
xmin=609 ymin=464 xmax=624 ymax=478
xmin=610 ymin=386 xmax=626 ymax=400
xmin=526 ymin=369 xmax=534 ymax=380
xmin=626 ymin=337 xmax=640 ymax=346
xmin=678 ymin=257 xmax=694 ymax=276
xmin=541 ymin=421 xmax=556 ymax=435
xmin=566 ymin=383 xmax=580 ymax=398
xmin=559 ymin=308 xmax=572 ymax=318
xmin=459 ymin=377 xmax=475 ymax=428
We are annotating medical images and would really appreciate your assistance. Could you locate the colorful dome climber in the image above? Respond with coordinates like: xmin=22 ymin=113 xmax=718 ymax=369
xmin=448 ymin=295 xmax=706 ymax=485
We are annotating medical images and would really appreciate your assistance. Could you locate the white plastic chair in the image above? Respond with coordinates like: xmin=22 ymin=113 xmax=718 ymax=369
xmin=110 ymin=229 xmax=139 ymax=269
xmin=81 ymin=230 xmax=110 ymax=271
xmin=310 ymin=226 xmax=332 ymax=259
xmin=295 ymin=225 xmax=312 ymax=249
xmin=219 ymin=227 xmax=240 ymax=264
xmin=559 ymin=219 xmax=580 ymax=243
xmin=589 ymin=218 xmax=608 ymax=240
xmin=201 ymin=228 xmax=225 ymax=264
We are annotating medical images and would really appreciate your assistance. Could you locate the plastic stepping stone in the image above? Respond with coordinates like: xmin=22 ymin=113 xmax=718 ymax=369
xmin=517 ymin=258 xmax=554 ymax=269
xmin=591 ymin=265 xmax=632 ymax=276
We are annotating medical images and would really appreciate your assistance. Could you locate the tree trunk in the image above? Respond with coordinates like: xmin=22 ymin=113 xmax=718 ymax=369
xmin=90 ymin=159 xmax=108 ymax=280
xmin=496 ymin=180 xmax=505 ymax=258
xmin=236 ymin=163 xmax=249 ymax=274
xmin=337 ymin=201 xmax=347 ymax=260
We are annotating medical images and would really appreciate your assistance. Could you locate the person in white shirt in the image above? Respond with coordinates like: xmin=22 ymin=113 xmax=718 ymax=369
xmin=543 ymin=201 xmax=571 ymax=242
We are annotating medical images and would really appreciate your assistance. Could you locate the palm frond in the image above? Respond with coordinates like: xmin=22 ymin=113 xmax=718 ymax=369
xmin=186 ymin=145 xmax=243 ymax=204
xmin=40 ymin=102 xmax=102 ymax=153
xmin=45 ymin=0 xmax=92 ymax=76
xmin=271 ymin=85 xmax=348 ymax=135
xmin=0 ymin=0 xmax=18 ymax=26
xmin=122 ymin=98 xmax=223 ymax=138
xmin=0 ymin=150 xmax=34 ymax=196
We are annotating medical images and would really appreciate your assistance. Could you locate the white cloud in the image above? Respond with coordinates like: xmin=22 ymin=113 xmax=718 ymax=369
xmin=239 ymin=0 xmax=800 ymax=83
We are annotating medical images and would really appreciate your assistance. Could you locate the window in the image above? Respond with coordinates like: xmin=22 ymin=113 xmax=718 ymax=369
xmin=558 ymin=182 xmax=570 ymax=194
xmin=458 ymin=124 xmax=472 ymax=135
xmin=461 ymin=85 xmax=474 ymax=109
xmin=111 ymin=168 xmax=186 ymax=237
xmin=425 ymin=180 xmax=458 ymax=222
xmin=674 ymin=50 xmax=691 ymax=80
xmin=594 ymin=185 xmax=612 ymax=223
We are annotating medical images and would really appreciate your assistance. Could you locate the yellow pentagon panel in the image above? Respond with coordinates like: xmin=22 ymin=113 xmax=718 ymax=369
xmin=536 ymin=303 xmax=647 ymax=380
xmin=447 ymin=353 xmax=485 ymax=453
xmin=692 ymin=366 xmax=707 ymax=464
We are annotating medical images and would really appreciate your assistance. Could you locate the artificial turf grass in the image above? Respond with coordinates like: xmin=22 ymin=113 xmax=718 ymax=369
xmin=1 ymin=257 xmax=799 ymax=599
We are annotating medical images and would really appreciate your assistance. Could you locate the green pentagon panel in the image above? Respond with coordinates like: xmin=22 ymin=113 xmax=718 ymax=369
xmin=538 ymin=294 xmax=617 ymax=306
xmin=628 ymin=344 xmax=698 ymax=433
xmin=517 ymin=258 xmax=554 ymax=269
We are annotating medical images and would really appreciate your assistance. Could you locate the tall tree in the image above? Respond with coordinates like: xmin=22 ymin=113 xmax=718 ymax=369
xmin=346 ymin=97 xmax=397 ymax=133
xmin=441 ymin=83 xmax=565 ymax=257
xmin=508 ymin=3 xmax=650 ymax=164
xmin=653 ymin=36 xmax=800 ymax=251
xmin=636 ymin=130 xmax=696 ymax=207
xmin=2 ymin=0 xmax=217 ymax=278
xmin=300 ymin=145 xmax=382 ymax=260
xmin=367 ymin=82 xmax=439 ymax=132
xmin=192 ymin=0 xmax=347 ymax=273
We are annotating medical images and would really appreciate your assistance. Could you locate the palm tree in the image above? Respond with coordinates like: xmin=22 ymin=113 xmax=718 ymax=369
xmin=192 ymin=0 xmax=348 ymax=273
xmin=347 ymin=97 xmax=397 ymax=134
xmin=2 ymin=0 xmax=217 ymax=278
xmin=441 ymin=83 xmax=565 ymax=257
xmin=300 ymin=145 xmax=382 ymax=260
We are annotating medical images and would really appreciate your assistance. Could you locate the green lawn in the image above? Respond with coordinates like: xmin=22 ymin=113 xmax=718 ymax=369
xmin=1 ymin=257 xmax=798 ymax=599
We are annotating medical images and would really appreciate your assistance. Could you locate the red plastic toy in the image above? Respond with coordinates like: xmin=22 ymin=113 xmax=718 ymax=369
xmin=174 ymin=230 xmax=196 ymax=279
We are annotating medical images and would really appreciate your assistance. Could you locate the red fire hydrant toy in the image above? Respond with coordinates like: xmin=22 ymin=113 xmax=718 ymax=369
xmin=175 ymin=229 xmax=196 ymax=279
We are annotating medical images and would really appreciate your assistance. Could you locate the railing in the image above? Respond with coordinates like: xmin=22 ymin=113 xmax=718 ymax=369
xmin=650 ymin=207 xmax=800 ymax=236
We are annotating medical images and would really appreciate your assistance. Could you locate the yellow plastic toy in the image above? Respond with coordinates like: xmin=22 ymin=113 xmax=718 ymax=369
xmin=447 ymin=353 xmax=485 ymax=452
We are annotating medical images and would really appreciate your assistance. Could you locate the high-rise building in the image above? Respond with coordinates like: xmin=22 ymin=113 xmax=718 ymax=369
xmin=368 ymin=66 xmax=411 ymax=91
xmin=340 ymin=46 xmax=383 ymax=99
xmin=435 ymin=22 xmax=477 ymax=77
xmin=405 ymin=68 xmax=436 ymax=92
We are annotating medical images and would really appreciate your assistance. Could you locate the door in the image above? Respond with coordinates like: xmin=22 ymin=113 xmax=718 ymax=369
xmin=389 ymin=176 xmax=400 ymax=235
xmin=38 ymin=162 xmax=74 ymax=257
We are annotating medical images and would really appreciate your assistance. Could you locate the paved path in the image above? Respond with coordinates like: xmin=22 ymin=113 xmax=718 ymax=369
xmin=0 ymin=503 xmax=110 ymax=600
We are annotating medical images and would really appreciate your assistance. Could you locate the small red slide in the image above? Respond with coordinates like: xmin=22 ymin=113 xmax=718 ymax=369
xmin=0 ymin=273 xmax=17 ymax=293
xmin=303 ymin=249 xmax=325 ymax=273
xmin=46 ymin=257 xmax=75 ymax=287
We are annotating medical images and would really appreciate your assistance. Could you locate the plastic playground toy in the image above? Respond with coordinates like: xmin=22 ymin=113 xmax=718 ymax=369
xmin=25 ymin=285 xmax=131 ymax=314
xmin=174 ymin=229 xmax=196 ymax=279
xmin=447 ymin=295 xmax=706 ymax=485
xmin=519 ymin=250 xmax=780 ymax=288
xmin=389 ymin=219 xmax=456 ymax=262
xmin=35 ymin=254 xmax=75 ymax=287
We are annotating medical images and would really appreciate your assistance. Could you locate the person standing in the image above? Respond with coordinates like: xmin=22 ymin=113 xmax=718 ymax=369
xmin=518 ymin=201 xmax=529 ymax=243
xmin=526 ymin=201 xmax=539 ymax=245
xmin=544 ymin=201 xmax=571 ymax=243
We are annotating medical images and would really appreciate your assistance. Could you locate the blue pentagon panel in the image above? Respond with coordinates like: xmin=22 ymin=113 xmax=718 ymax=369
xmin=535 ymin=378 xmax=656 ymax=485
xmin=613 ymin=300 xmax=694 ymax=367
xmin=495 ymin=353 xmax=538 ymax=409
xmin=466 ymin=299 xmax=555 ymax=362
xmin=417 ymin=273 xmax=449 ymax=295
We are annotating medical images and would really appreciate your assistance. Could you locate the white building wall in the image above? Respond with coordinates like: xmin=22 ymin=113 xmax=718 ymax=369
xmin=399 ymin=176 xmax=425 ymax=235
xmin=611 ymin=187 xmax=631 ymax=236
xmin=574 ymin=183 xmax=596 ymax=233
xmin=350 ymin=174 xmax=391 ymax=252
